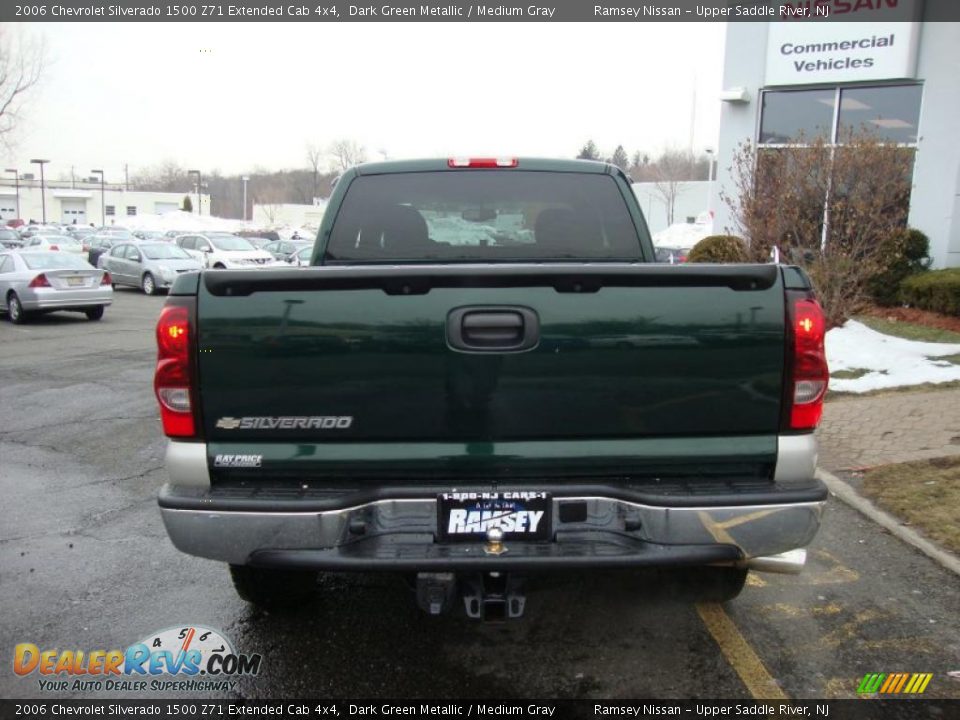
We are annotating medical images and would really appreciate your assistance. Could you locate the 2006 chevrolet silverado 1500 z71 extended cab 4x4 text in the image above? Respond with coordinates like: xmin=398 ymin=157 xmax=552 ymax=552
xmin=154 ymin=158 xmax=828 ymax=618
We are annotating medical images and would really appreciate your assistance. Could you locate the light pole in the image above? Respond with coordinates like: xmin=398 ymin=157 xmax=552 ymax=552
xmin=91 ymin=169 xmax=105 ymax=226
xmin=4 ymin=168 xmax=19 ymax=220
xmin=188 ymin=170 xmax=202 ymax=216
xmin=704 ymin=148 xmax=717 ymax=220
xmin=241 ymin=176 xmax=249 ymax=221
xmin=30 ymin=159 xmax=50 ymax=223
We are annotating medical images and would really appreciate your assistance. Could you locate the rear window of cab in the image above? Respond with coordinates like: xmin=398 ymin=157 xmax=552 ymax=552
xmin=325 ymin=171 xmax=642 ymax=263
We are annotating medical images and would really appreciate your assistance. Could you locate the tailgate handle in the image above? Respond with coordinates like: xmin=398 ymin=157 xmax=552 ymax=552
xmin=447 ymin=307 xmax=539 ymax=353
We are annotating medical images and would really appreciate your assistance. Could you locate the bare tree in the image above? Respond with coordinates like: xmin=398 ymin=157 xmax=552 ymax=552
xmin=651 ymin=148 xmax=697 ymax=226
xmin=0 ymin=29 xmax=46 ymax=146
xmin=255 ymin=199 xmax=282 ymax=225
xmin=306 ymin=143 xmax=323 ymax=201
xmin=724 ymin=130 xmax=915 ymax=326
xmin=130 ymin=160 xmax=190 ymax=193
xmin=253 ymin=185 xmax=287 ymax=225
xmin=328 ymin=139 xmax=366 ymax=172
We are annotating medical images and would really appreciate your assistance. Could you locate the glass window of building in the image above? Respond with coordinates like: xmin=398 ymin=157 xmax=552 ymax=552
xmin=760 ymin=89 xmax=836 ymax=144
xmin=126 ymin=206 xmax=137 ymax=216
xmin=838 ymin=85 xmax=923 ymax=145
xmin=105 ymin=205 xmax=115 ymax=216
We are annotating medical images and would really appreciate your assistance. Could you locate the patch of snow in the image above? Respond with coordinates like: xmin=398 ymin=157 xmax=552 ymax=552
xmin=652 ymin=218 xmax=714 ymax=250
xmin=120 ymin=210 xmax=249 ymax=233
xmin=826 ymin=320 xmax=960 ymax=393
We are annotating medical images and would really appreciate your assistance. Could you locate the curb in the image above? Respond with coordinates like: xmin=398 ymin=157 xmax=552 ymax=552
xmin=817 ymin=468 xmax=960 ymax=578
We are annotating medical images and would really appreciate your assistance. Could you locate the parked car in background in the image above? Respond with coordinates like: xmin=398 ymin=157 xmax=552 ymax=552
xmin=20 ymin=235 xmax=85 ymax=254
xmin=175 ymin=232 xmax=278 ymax=269
xmin=163 ymin=230 xmax=188 ymax=241
xmin=286 ymin=245 xmax=313 ymax=267
xmin=237 ymin=229 xmax=280 ymax=244
xmin=133 ymin=230 xmax=166 ymax=241
xmin=0 ymin=228 xmax=23 ymax=249
xmin=244 ymin=237 xmax=273 ymax=250
xmin=98 ymin=242 xmax=203 ymax=295
xmin=262 ymin=240 xmax=311 ymax=261
xmin=19 ymin=225 xmax=62 ymax=239
xmin=0 ymin=251 xmax=112 ymax=323
xmin=86 ymin=234 xmax=121 ymax=266
xmin=100 ymin=228 xmax=135 ymax=241
xmin=66 ymin=226 xmax=95 ymax=238
xmin=654 ymin=246 xmax=689 ymax=264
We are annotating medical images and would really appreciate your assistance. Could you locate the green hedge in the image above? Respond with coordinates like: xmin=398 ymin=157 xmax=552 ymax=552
xmin=868 ymin=228 xmax=930 ymax=306
xmin=687 ymin=235 xmax=749 ymax=263
xmin=900 ymin=268 xmax=960 ymax=316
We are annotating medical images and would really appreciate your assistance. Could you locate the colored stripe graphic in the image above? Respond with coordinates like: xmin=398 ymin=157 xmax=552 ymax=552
xmin=858 ymin=672 xmax=931 ymax=694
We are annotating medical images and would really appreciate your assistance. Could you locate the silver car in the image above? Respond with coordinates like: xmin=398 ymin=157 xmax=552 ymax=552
xmin=0 ymin=251 xmax=112 ymax=324
xmin=97 ymin=242 xmax=202 ymax=295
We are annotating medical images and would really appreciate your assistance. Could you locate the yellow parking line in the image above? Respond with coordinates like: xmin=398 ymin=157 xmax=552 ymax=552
xmin=697 ymin=602 xmax=789 ymax=700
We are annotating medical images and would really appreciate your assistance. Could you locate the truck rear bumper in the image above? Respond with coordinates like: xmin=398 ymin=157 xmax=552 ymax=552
xmin=158 ymin=488 xmax=826 ymax=571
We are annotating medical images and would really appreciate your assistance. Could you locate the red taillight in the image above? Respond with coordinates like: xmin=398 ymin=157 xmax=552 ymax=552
xmin=101 ymin=272 xmax=112 ymax=286
xmin=788 ymin=297 xmax=828 ymax=430
xmin=28 ymin=273 xmax=51 ymax=288
xmin=447 ymin=157 xmax=519 ymax=168
xmin=49 ymin=245 xmax=59 ymax=251
xmin=154 ymin=304 xmax=195 ymax=437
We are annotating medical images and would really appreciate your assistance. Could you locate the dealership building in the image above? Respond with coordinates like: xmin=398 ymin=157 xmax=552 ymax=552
xmin=714 ymin=0 xmax=960 ymax=268
xmin=0 ymin=178 xmax=211 ymax=226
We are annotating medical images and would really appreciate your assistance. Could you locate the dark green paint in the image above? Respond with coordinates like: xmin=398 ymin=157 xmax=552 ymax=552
xmin=187 ymin=161 xmax=789 ymax=480
xmin=196 ymin=282 xmax=784 ymax=444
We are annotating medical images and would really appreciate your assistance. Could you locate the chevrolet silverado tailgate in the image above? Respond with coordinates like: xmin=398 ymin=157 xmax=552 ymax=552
xmin=195 ymin=264 xmax=784 ymax=478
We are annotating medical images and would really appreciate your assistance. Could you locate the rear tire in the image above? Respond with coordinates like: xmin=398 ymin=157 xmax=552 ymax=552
xmin=141 ymin=273 xmax=156 ymax=296
xmin=680 ymin=566 xmax=748 ymax=603
xmin=213 ymin=263 xmax=226 ymax=269
xmin=85 ymin=306 xmax=105 ymax=321
xmin=229 ymin=565 xmax=317 ymax=610
xmin=7 ymin=293 xmax=26 ymax=324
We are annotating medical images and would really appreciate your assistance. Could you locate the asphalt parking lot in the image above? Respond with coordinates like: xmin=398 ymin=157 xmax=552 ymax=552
xmin=1 ymin=289 xmax=959 ymax=701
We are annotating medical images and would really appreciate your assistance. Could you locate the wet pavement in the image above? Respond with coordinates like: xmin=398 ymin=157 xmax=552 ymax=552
xmin=2 ymin=290 xmax=958 ymax=701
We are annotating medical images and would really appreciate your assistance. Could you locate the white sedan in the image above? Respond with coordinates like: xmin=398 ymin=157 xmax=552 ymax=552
xmin=19 ymin=234 xmax=85 ymax=254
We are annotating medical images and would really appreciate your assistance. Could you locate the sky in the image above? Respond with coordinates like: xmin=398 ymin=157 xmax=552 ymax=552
xmin=4 ymin=22 xmax=726 ymax=182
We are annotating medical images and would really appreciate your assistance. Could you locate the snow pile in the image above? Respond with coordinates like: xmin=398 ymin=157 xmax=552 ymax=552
xmin=119 ymin=210 xmax=248 ymax=233
xmin=652 ymin=215 xmax=714 ymax=250
xmin=826 ymin=320 xmax=960 ymax=393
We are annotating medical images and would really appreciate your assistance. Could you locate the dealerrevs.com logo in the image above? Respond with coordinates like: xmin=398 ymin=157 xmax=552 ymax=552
xmin=14 ymin=625 xmax=261 ymax=693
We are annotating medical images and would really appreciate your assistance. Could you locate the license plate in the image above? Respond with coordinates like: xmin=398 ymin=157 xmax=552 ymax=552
xmin=66 ymin=277 xmax=84 ymax=286
xmin=437 ymin=491 xmax=551 ymax=542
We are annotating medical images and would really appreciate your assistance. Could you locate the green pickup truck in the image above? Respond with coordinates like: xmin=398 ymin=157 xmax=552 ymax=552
xmin=154 ymin=158 xmax=829 ymax=619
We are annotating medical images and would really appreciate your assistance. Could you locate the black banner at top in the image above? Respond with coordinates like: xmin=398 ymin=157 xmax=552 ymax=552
xmin=3 ymin=0 xmax=955 ymax=23
xmin=1 ymin=699 xmax=959 ymax=720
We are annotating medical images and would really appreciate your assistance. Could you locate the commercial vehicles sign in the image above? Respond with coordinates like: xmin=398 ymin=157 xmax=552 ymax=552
xmin=766 ymin=18 xmax=921 ymax=86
